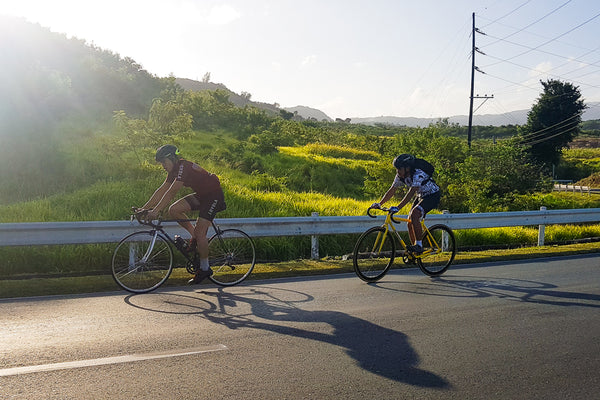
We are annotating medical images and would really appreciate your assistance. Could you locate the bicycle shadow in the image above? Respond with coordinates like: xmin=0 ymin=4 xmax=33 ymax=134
xmin=125 ymin=287 xmax=450 ymax=389
xmin=373 ymin=272 xmax=600 ymax=308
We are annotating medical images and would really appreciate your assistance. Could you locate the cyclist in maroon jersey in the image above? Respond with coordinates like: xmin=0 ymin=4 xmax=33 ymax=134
xmin=138 ymin=145 xmax=226 ymax=284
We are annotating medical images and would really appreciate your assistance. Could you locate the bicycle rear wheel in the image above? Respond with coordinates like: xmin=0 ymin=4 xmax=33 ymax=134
xmin=208 ymin=229 xmax=256 ymax=286
xmin=417 ymin=224 xmax=456 ymax=276
xmin=112 ymin=231 xmax=174 ymax=293
xmin=353 ymin=227 xmax=395 ymax=282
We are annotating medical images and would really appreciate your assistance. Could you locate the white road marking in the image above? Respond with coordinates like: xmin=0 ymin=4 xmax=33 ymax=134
xmin=0 ymin=344 xmax=228 ymax=377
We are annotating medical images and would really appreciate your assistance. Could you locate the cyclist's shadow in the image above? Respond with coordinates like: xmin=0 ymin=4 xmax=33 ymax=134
xmin=198 ymin=287 xmax=449 ymax=389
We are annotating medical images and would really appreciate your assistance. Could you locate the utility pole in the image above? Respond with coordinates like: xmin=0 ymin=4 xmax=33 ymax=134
xmin=467 ymin=12 xmax=493 ymax=148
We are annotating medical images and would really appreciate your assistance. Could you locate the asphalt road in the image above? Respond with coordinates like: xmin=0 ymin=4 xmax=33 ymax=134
xmin=0 ymin=255 xmax=598 ymax=399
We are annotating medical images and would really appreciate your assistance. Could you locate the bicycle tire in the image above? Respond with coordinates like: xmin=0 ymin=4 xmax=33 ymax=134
xmin=417 ymin=224 xmax=456 ymax=276
xmin=112 ymin=231 xmax=174 ymax=293
xmin=353 ymin=226 xmax=395 ymax=282
xmin=208 ymin=229 xmax=256 ymax=286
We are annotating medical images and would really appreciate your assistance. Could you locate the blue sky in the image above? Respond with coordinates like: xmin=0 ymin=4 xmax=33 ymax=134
xmin=2 ymin=0 xmax=599 ymax=120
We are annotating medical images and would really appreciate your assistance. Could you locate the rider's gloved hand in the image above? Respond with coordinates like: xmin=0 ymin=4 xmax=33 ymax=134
xmin=389 ymin=206 xmax=399 ymax=213
xmin=371 ymin=202 xmax=381 ymax=209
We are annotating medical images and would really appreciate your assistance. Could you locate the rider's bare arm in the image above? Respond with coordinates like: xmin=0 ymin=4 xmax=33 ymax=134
xmin=378 ymin=185 xmax=398 ymax=206
xmin=142 ymin=178 xmax=172 ymax=210
xmin=150 ymin=180 xmax=184 ymax=215
xmin=396 ymin=186 xmax=418 ymax=210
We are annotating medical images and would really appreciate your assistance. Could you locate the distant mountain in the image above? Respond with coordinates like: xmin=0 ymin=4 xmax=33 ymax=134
xmin=350 ymin=102 xmax=600 ymax=127
xmin=175 ymin=78 xmax=335 ymax=122
xmin=176 ymin=77 xmax=600 ymax=127
xmin=283 ymin=106 xmax=332 ymax=122
xmin=175 ymin=78 xmax=280 ymax=116
xmin=350 ymin=110 xmax=527 ymax=127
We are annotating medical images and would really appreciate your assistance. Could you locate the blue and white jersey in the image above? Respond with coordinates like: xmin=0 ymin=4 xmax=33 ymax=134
xmin=392 ymin=168 xmax=440 ymax=198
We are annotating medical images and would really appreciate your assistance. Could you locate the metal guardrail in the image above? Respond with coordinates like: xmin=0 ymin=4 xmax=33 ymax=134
xmin=1 ymin=208 xmax=600 ymax=247
xmin=553 ymin=184 xmax=600 ymax=195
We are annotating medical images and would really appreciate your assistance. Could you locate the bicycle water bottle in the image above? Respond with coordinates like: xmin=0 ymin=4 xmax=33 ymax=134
xmin=174 ymin=235 xmax=188 ymax=253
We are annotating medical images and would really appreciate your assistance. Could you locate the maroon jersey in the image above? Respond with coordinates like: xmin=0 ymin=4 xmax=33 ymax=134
xmin=166 ymin=160 xmax=222 ymax=194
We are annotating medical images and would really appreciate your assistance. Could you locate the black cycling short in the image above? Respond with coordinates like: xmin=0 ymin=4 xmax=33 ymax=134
xmin=412 ymin=190 xmax=441 ymax=216
xmin=183 ymin=190 xmax=226 ymax=221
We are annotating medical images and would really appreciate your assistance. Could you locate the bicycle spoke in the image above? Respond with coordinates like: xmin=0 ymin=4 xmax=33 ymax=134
xmin=417 ymin=224 xmax=456 ymax=276
xmin=208 ymin=229 xmax=255 ymax=286
xmin=353 ymin=227 xmax=395 ymax=282
xmin=112 ymin=231 xmax=173 ymax=293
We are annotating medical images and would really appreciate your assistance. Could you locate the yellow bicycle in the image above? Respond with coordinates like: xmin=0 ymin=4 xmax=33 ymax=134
xmin=352 ymin=206 xmax=456 ymax=282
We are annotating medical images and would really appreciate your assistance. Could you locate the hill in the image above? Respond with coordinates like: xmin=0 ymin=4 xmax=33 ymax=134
xmin=175 ymin=78 xmax=332 ymax=121
xmin=282 ymin=106 xmax=332 ymax=122
xmin=350 ymin=103 xmax=600 ymax=127
xmin=175 ymin=77 xmax=282 ymax=116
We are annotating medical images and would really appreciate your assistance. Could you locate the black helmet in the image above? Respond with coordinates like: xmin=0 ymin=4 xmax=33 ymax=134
xmin=393 ymin=154 xmax=415 ymax=169
xmin=155 ymin=145 xmax=180 ymax=162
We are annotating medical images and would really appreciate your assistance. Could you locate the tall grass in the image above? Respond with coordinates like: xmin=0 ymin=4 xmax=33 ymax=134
xmin=3 ymin=129 xmax=600 ymax=277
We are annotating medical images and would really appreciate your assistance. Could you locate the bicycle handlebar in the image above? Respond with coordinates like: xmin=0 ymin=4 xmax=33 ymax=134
xmin=131 ymin=207 xmax=162 ymax=228
xmin=366 ymin=206 xmax=408 ymax=224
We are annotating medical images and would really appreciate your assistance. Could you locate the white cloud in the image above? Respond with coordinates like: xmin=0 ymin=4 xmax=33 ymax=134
xmin=205 ymin=4 xmax=241 ymax=25
xmin=301 ymin=55 xmax=317 ymax=67
xmin=317 ymin=96 xmax=346 ymax=118
xmin=530 ymin=61 xmax=553 ymax=77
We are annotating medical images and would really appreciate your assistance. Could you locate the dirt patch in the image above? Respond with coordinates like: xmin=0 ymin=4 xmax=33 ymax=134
xmin=570 ymin=138 xmax=600 ymax=148
xmin=575 ymin=173 xmax=600 ymax=186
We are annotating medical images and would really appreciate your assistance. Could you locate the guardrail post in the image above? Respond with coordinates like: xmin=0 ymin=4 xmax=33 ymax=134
xmin=442 ymin=210 xmax=449 ymax=251
xmin=311 ymin=212 xmax=319 ymax=260
xmin=538 ymin=206 xmax=547 ymax=246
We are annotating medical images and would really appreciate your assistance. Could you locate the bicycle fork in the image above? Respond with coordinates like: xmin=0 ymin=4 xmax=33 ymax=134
xmin=128 ymin=230 xmax=159 ymax=269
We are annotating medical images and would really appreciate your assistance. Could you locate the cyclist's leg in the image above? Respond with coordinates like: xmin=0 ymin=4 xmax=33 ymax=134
xmin=409 ymin=191 xmax=440 ymax=251
xmin=188 ymin=192 xmax=226 ymax=283
xmin=169 ymin=197 xmax=195 ymax=237
xmin=408 ymin=206 xmax=423 ymax=245
xmin=193 ymin=217 xmax=211 ymax=259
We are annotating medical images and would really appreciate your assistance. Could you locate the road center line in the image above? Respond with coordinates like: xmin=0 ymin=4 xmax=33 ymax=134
xmin=0 ymin=344 xmax=228 ymax=377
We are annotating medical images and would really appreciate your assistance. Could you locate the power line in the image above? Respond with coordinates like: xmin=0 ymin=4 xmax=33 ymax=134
xmin=517 ymin=112 xmax=583 ymax=146
xmin=482 ymin=0 xmax=572 ymax=47
xmin=482 ymin=10 xmax=600 ymax=68
xmin=519 ymin=121 xmax=580 ymax=146
xmin=482 ymin=53 xmax=600 ymax=91
xmin=480 ymin=0 xmax=534 ymax=29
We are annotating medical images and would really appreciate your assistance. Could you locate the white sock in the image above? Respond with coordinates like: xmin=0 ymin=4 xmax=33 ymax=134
xmin=416 ymin=240 xmax=422 ymax=247
xmin=200 ymin=258 xmax=210 ymax=271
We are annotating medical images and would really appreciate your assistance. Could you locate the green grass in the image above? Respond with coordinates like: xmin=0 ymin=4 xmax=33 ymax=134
xmin=2 ymin=241 xmax=599 ymax=299
xmin=3 ymin=131 xmax=600 ymax=292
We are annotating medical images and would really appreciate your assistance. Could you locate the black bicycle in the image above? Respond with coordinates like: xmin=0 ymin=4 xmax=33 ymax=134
xmin=111 ymin=210 xmax=256 ymax=293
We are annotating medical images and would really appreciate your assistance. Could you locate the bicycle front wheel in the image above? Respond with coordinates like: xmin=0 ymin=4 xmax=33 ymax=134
xmin=417 ymin=224 xmax=456 ymax=276
xmin=353 ymin=227 xmax=395 ymax=282
xmin=208 ymin=229 xmax=256 ymax=286
xmin=112 ymin=231 xmax=174 ymax=293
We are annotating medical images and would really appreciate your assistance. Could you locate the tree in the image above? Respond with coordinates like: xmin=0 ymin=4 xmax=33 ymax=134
xmin=241 ymin=91 xmax=252 ymax=101
xmin=518 ymin=79 xmax=586 ymax=169
xmin=448 ymin=141 xmax=544 ymax=212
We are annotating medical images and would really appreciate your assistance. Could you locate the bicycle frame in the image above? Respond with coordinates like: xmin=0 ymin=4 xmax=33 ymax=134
xmin=354 ymin=206 xmax=456 ymax=282
xmin=375 ymin=209 xmax=442 ymax=259
xmin=135 ymin=216 xmax=225 ymax=265
xmin=132 ymin=215 xmax=194 ymax=264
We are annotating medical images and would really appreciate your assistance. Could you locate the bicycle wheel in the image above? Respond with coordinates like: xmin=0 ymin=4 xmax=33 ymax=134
xmin=208 ymin=229 xmax=256 ymax=286
xmin=112 ymin=231 xmax=174 ymax=293
xmin=417 ymin=224 xmax=456 ymax=276
xmin=353 ymin=227 xmax=395 ymax=282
